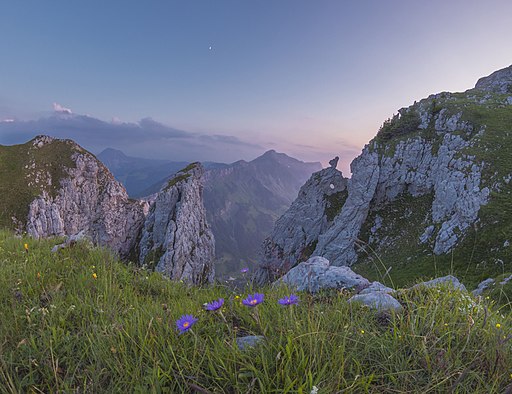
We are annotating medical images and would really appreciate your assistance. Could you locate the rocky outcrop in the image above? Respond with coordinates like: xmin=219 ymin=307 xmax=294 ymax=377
xmin=257 ymin=161 xmax=348 ymax=283
xmin=475 ymin=64 xmax=512 ymax=94
xmin=258 ymin=66 xmax=512 ymax=282
xmin=9 ymin=136 xmax=214 ymax=285
xmin=138 ymin=163 xmax=215 ymax=285
xmin=25 ymin=136 xmax=145 ymax=258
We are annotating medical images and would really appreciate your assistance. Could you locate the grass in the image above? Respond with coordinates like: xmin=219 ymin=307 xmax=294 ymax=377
xmin=1 ymin=230 xmax=512 ymax=393
xmin=0 ymin=137 xmax=77 ymax=229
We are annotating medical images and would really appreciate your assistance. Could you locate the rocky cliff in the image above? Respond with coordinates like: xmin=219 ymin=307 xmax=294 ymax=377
xmin=259 ymin=65 xmax=512 ymax=286
xmin=138 ymin=163 xmax=215 ymax=284
xmin=0 ymin=136 xmax=215 ymax=284
xmin=12 ymin=136 xmax=145 ymax=258
xmin=257 ymin=158 xmax=347 ymax=282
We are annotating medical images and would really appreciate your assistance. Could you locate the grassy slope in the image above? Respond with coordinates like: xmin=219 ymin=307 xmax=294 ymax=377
xmin=1 ymin=231 xmax=511 ymax=393
xmin=0 ymin=138 xmax=76 ymax=229
xmin=353 ymin=90 xmax=512 ymax=289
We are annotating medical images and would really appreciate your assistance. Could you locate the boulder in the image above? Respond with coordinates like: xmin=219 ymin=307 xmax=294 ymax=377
xmin=276 ymin=256 xmax=370 ymax=293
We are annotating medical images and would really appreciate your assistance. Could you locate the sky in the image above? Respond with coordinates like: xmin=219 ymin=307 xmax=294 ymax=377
xmin=1 ymin=0 xmax=511 ymax=174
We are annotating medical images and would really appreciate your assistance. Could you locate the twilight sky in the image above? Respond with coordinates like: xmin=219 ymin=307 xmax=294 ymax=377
xmin=1 ymin=0 xmax=511 ymax=174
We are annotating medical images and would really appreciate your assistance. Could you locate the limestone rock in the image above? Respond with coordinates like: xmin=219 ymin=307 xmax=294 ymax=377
xmin=348 ymin=292 xmax=403 ymax=312
xmin=475 ymin=64 xmax=512 ymax=94
xmin=138 ymin=164 xmax=215 ymax=285
xmin=359 ymin=281 xmax=395 ymax=295
xmin=236 ymin=335 xmax=265 ymax=351
xmin=276 ymin=256 xmax=370 ymax=293
xmin=26 ymin=136 xmax=145 ymax=258
xmin=472 ymin=278 xmax=495 ymax=296
xmin=412 ymin=275 xmax=466 ymax=291
xmin=256 ymin=165 xmax=348 ymax=283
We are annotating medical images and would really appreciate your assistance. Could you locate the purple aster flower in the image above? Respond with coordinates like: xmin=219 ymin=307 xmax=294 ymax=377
xmin=242 ymin=293 xmax=264 ymax=307
xmin=205 ymin=298 xmax=224 ymax=311
xmin=176 ymin=314 xmax=198 ymax=333
xmin=240 ymin=267 xmax=249 ymax=273
xmin=278 ymin=294 xmax=299 ymax=306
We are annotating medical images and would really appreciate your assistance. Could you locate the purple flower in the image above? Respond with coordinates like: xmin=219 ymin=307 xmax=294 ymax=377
xmin=176 ymin=314 xmax=198 ymax=333
xmin=242 ymin=293 xmax=264 ymax=307
xmin=240 ymin=267 xmax=249 ymax=273
xmin=205 ymin=298 xmax=224 ymax=311
xmin=278 ymin=294 xmax=299 ymax=306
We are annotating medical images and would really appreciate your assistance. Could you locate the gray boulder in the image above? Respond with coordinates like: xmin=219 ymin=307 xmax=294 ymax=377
xmin=349 ymin=292 xmax=403 ymax=312
xmin=236 ymin=335 xmax=265 ymax=351
xmin=472 ymin=278 xmax=495 ymax=296
xmin=359 ymin=281 xmax=395 ymax=295
xmin=412 ymin=275 xmax=466 ymax=291
xmin=276 ymin=256 xmax=370 ymax=293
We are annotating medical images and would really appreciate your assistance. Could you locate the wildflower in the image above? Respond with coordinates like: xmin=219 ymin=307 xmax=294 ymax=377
xmin=240 ymin=267 xmax=249 ymax=274
xmin=444 ymin=323 xmax=448 ymax=327
xmin=242 ymin=293 xmax=264 ymax=307
xmin=92 ymin=273 xmax=97 ymax=279
xmin=310 ymin=386 xmax=319 ymax=394
xmin=36 ymin=272 xmax=41 ymax=279
xmin=496 ymin=323 xmax=501 ymax=329
xmin=360 ymin=329 xmax=365 ymax=334
xmin=278 ymin=294 xmax=299 ymax=306
xmin=24 ymin=243 xmax=29 ymax=252
xmin=234 ymin=295 xmax=240 ymax=300
xmin=205 ymin=298 xmax=224 ymax=311
xmin=176 ymin=314 xmax=198 ymax=333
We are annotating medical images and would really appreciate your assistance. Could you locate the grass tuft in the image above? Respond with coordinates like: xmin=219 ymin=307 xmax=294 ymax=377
xmin=0 ymin=230 xmax=511 ymax=392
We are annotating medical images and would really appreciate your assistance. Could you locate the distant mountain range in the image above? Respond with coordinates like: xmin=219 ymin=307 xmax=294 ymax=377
xmin=96 ymin=148 xmax=189 ymax=197
xmin=97 ymin=149 xmax=322 ymax=275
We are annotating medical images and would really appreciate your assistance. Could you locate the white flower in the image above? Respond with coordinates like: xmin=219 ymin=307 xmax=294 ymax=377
xmin=310 ymin=386 xmax=319 ymax=394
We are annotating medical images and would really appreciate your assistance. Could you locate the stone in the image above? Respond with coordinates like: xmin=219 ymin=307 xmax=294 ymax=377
xmin=236 ymin=335 xmax=265 ymax=351
xmin=51 ymin=230 xmax=89 ymax=253
xmin=412 ymin=275 xmax=466 ymax=291
xmin=472 ymin=278 xmax=495 ymax=296
xmin=276 ymin=256 xmax=370 ymax=293
xmin=359 ymin=281 xmax=395 ymax=295
xmin=138 ymin=163 xmax=215 ymax=285
xmin=349 ymin=292 xmax=402 ymax=313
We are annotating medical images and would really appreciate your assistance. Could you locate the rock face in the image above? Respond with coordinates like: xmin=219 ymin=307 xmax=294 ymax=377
xmin=258 ymin=65 xmax=512 ymax=283
xmin=4 ymin=136 xmax=215 ymax=285
xmin=138 ymin=163 xmax=215 ymax=284
xmin=257 ymin=164 xmax=348 ymax=283
xmin=475 ymin=64 xmax=512 ymax=94
xmin=25 ymin=136 xmax=145 ymax=258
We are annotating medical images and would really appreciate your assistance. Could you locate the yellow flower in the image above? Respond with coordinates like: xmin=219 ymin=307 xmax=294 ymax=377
xmin=360 ymin=330 xmax=365 ymax=334
xmin=24 ymin=243 xmax=29 ymax=251
xmin=444 ymin=323 xmax=448 ymax=327
xmin=496 ymin=323 xmax=501 ymax=329
xmin=92 ymin=273 xmax=97 ymax=279
xmin=234 ymin=295 xmax=240 ymax=300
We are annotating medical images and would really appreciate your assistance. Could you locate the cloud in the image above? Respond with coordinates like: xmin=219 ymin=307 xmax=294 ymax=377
xmin=0 ymin=110 xmax=265 ymax=163
xmin=53 ymin=102 xmax=73 ymax=114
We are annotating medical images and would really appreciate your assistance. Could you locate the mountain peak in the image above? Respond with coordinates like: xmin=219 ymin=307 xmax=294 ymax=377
xmin=475 ymin=64 xmax=512 ymax=94
xmin=98 ymin=148 xmax=128 ymax=159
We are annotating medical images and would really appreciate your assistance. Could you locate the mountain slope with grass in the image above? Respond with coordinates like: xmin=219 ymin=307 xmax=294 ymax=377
xmin=1 ymin=231 xmax=511 ymax=392
xmin=0 ymin=136 xmax=215 ymax=284
xmin=259 ymin=65 xmax=512 ymax=289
